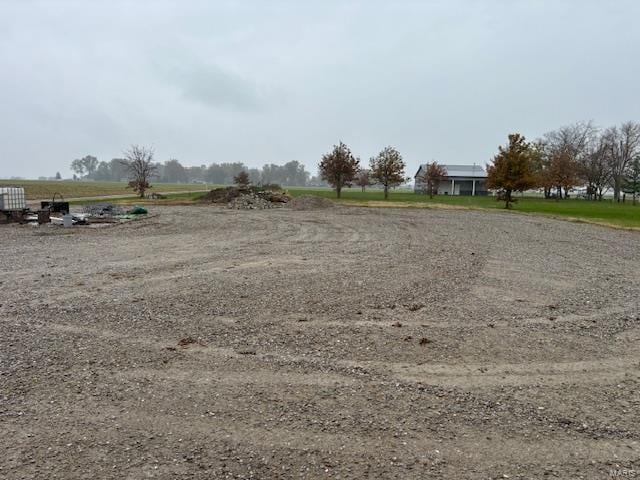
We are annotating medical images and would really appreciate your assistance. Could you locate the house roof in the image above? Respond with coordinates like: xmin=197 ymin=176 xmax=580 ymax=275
xmin=415 ymin=164 xmax=486 ymax=178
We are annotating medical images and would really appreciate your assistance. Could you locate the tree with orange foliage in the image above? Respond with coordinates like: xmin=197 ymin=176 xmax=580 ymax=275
xmin=418 ymin=161 xmax=448 ymax=198
xmin=486 ymin=134 xmax=537 ymax=208
xmin=318 ymin=142 xmax=360 ymax=198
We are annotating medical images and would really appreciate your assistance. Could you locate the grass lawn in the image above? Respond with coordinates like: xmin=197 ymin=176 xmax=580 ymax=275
xmin=0 ymin=179 xmax=209 ymax=200
xmin=285 ymin=187 xmax=640 ymax=230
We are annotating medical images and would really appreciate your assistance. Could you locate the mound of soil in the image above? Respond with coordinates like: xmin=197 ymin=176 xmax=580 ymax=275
xmin=202 ymin=187 xmax=252 ymax=204
xmin=290 ymin=195 xmax=335 ymax=210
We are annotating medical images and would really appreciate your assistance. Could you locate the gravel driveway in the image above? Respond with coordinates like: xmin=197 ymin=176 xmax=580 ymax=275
xmin=1 ymin=205 xmax=639 ymax=479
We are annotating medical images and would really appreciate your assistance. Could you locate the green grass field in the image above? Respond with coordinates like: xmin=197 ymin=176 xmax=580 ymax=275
xmin=0 ymin=180 xmax=209 ymax=200
xmin=285 ymin=187 xmax=640 ymax=229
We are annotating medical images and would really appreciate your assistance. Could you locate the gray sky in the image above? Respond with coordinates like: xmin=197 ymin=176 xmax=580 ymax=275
xmin=1 ymin=0 xmax=639 ymax=179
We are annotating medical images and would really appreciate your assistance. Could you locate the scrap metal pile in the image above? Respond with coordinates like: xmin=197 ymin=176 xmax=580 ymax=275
xmin=0 ymin=187 xmax=148 ymax=227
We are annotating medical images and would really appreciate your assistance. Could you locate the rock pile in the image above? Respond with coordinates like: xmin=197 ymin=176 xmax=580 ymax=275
xmin=227 ymin=191 xmax=290 ymax=210
xmin=203 ymin=186 xmax=291 ymax=209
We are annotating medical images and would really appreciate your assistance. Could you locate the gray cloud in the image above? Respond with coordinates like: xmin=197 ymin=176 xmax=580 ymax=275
xmin=1 ymin=0 xmax=639 ymax=178
xmin=157 ymin=60 xmax=264 ymax=111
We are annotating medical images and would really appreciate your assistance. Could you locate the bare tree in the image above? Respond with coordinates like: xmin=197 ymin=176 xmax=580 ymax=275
xmin=580 ymin=136 xmax=611 ymax=200
xmin=318 ymin=142 xmax=360 ymax=198
xmin=603 ymin=122 xmax=640 ymax=202
xmin=418 ymin=161 xmax=447 ymax=198
xmin=355 ymin=169 xmax=372 ymax=192
xmin=369 ymin=146 xmax=406 ymax=200
xmin=120 ymin=145 xmax=158 ymax=198
xmin=540 ymin=122 xmax=596 ymax=199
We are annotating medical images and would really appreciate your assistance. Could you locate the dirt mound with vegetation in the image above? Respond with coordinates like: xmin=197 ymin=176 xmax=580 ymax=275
xmin=202 ymin=186 xmax=251 ymax=203
xmin=290 ymin=195 xmax=335 ymax=210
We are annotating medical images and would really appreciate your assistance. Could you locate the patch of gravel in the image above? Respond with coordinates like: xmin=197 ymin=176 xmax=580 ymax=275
xmin=290 ymin=195 xmax=335 ymax=210
xmin=1 ymin=205 xmax=639 ymax=479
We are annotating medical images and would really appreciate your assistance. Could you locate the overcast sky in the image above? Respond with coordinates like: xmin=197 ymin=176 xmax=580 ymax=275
xmin=1 ymin=0 xmax=639 ymax=179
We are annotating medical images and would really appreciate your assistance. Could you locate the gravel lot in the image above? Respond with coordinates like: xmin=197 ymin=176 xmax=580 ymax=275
xmin=1 ymin=204 xmax=639 ymax=479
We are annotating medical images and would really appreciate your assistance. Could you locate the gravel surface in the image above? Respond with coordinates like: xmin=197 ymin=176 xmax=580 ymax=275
xmin=1 ymin=205 xmax=639 ymax=479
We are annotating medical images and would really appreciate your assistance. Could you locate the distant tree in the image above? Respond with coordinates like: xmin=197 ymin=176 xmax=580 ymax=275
xmin=248 ymin=168 xmax=262 ymax=184
xmin=234 ymin=170 xmax=251 ymax=187
xmin=255 ymin=161 xmax=309 ymax=186
xmin=206 ymin=162 xmax=246 ymax=185
xmin=308 ymin=175 xmax=327 ymax=187
xmin=369 ymin=146 xmax=406 ymax=200
xmin=418 ymin=161 xmax=447 ymax=198
xmin=486 ymin=133 xmax=538 ymax=209
xmin=318 ymin=142 xmax=360 ymax=198
xmin=260 ymin=163 xmax=277 ymax=185
xmin=70 ymin=158 xmax=85 ymax=177
xmin=355 ymin=169 xmax=372 ymax=192
xmin=580 ymin=137 xmax=611 ymax=201
xmin=538 ymin=122 xmax=596 ymax=199
xmin=70 ymin=155 xmax=98 ymax=179
xmin=55 ymin=171 xmax=62 ymax=180
xmin=93 ymin=161 xmax=111 ymax=181
xmin=603 ymin=122 xmax=640 ymax=202
xmin=529 ymin=141 xmax=553 ymax=198
xmin=623 ymin=156 xmax=640 ymax=205
xmin=162 ymin=159 xmax=187 ymax=183
xmin=547 ymin=149 xmax=581 ymax=199
xmin=186 ymin=165 xmax=207 ymax=183
xmin=120 ymin=145 xmax=158 ymax=198
xmin=82 ymin=156 xmax=99 ymax=178
xmin=281 ymin=160 xmax=309 ymax=186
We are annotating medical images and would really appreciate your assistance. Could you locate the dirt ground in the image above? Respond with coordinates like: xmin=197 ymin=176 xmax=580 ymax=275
xmin=1 ymin=204 xmax=639 ymax=479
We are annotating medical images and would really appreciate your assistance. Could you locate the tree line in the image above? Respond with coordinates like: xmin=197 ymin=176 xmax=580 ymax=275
xmin=70 ymin=156 xmax=319 ymax=186
xmin=532 ymin=121 xmax=640 ymax=202
xmin=415 ymin=121 xmax=640 ymax=208
xmin=484 ymin=121 xmax=640 ymax=208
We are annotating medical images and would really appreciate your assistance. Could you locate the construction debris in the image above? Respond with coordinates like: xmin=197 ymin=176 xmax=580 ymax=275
xmin=202 ymin=186 xmax=291 ymax=210
xmin=40 ymin=193 xmax=69 ymax=214
xmin=83 ymin=203 xmax=125 ymax=217
xmin=228 ymin=192 xmax=290 ymax=210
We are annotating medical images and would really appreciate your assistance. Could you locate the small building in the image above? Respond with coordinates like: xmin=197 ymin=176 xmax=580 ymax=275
xmin=414 ymin=164 xmax=488 ymax=196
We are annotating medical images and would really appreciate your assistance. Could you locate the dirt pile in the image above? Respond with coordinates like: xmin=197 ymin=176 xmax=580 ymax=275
xmin=228 ymin=192 xmax=289 ymax=210
xmin=202 ymin=186 xmax=252 ymax=203
xmin=203 ymin=186 xmax=291 ymax=210
xmin=290 ymin=195 xmax=335 ymax=210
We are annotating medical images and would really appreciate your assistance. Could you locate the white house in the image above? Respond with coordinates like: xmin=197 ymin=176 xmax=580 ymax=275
xmin=414 ymin=164 xmax=488 ymax=196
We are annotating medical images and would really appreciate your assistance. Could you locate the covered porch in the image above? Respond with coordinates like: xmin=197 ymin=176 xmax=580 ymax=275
xmin=438 ymin=178 xmax=488 ymax=196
